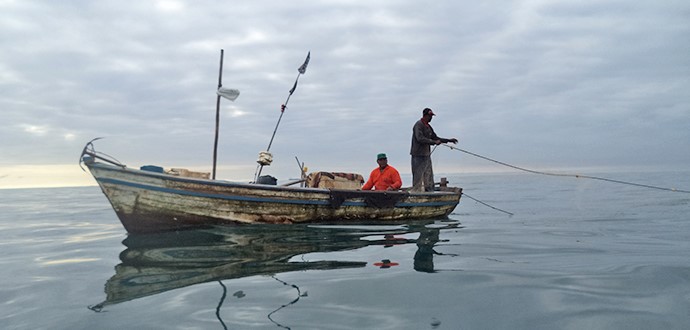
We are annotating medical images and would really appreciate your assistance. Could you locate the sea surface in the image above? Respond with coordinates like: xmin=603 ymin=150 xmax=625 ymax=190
xmin=1 ymin=170 xmax=690 ymax=330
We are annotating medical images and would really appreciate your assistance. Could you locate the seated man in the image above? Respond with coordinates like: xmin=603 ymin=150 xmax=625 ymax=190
xmin=362 ymin=153 xmax=402 ymax=191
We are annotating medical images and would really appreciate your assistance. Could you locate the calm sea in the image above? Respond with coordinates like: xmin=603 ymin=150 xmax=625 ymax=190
xmin=1 ymin=170 xmax=689 ymax=330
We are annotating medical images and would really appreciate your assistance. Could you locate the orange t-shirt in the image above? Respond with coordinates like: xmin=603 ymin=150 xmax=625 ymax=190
xmin=362 ymin=165 xmax=402 ymax=191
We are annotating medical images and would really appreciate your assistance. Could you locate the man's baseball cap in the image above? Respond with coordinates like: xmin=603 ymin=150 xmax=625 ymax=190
xmin=423 ymin=108 xmax=435 ymax=116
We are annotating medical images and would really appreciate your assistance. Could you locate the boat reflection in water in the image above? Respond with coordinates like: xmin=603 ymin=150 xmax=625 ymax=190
xmin=90 ymin=219 xmax=462 ymax=326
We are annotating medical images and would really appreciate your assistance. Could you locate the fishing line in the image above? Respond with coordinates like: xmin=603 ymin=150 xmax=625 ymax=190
xmin=461 ymin=192 xmax=514 ymax=216
xmin=430 ymin=145 xmax=513 ymax=215
xmin=441 ymin=144 xmax=690 ymax=194
xmin=267 ymin=275 xmax=303 ymax=329
xmin=215 ymin=281 xmax=229 ymax=330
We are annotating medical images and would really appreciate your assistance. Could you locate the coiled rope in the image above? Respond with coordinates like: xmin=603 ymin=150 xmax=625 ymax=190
xmin=441 ymin=144 xmax=690 ymax=194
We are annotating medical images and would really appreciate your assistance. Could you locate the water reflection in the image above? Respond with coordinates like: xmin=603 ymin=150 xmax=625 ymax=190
xmin=90 ymin=220 xmax=462 ymax=326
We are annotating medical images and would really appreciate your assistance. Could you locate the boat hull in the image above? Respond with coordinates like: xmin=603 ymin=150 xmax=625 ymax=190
xmin=85 ymin=160 xmax=461 ymax=233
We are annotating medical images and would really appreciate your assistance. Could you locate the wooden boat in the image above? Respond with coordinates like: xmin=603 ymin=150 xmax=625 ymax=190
xmin=80 ymin=141 xmax=462 ymax=233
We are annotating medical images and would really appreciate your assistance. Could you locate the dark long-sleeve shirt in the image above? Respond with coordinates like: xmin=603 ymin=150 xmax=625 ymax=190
xmin=411 ymin=119 xmax=448 ymax=156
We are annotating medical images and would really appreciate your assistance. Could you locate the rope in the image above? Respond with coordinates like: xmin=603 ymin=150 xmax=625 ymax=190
xmin=461 ymin=192 xmax=514 ymax=216
xmin=433 ymin=144 xmax=513 ymax=215
xmin=215 ymin=281 xmax=229 ymax=330
xmin=442 ymin=144 xmax=690 ymax=194
xmin=267 ymin=275 xmax=302 ymax=329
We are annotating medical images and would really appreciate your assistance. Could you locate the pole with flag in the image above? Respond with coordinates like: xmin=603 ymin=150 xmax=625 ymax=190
xmin=254 ymin=51 xmax=310 ymax=182
xmin=212 ymin=49 xmax=240 ymax=180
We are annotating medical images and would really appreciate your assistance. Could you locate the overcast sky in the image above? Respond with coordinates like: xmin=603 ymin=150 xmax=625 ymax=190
xmin=2 ymin=0 xmax=689 ymax=188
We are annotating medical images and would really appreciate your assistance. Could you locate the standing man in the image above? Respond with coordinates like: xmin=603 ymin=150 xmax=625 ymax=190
xmin=410 ymin=108 xmax=458 ymax=192
xmin=362 ymin=153 xmax=402 ymax=191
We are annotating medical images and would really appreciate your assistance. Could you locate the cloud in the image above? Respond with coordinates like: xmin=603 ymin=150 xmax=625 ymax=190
xmin=154 ymin=0 xmax=185 ymax=12
xmin=21 ymin=124 xmax=50 ymax=136
xmin=1 ymin=0 xmax=689 ymax=188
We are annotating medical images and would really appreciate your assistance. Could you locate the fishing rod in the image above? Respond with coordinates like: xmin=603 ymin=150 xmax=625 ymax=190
xmin=254 ymin=51 xmax=311 ymax=182
xmin=441 ymin=144 xmax=690 ymax=194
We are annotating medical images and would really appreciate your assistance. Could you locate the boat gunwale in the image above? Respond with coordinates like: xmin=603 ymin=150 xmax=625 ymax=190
xmin=87 ymin=160 xmax=461 ymax=198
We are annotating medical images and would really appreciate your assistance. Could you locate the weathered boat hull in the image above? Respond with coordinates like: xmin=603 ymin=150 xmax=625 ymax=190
xmin=84 ymin=157 xmax=461 ymax=233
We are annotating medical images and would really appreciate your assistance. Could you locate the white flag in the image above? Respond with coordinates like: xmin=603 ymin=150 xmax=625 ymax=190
xmin=217 ymin=88 xmax=240 ymax=101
